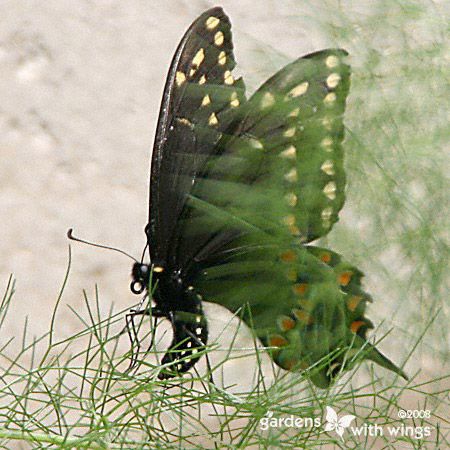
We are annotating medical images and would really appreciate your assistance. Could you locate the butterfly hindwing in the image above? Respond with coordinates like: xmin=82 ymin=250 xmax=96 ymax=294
xmin=193 ymin=243 xmax=347 ymax=387
xmin=193 ymin=242 xmax=407 ymax=387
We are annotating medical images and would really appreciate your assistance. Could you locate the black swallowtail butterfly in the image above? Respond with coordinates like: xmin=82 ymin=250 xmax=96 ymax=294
xmin=128 ymin=7 xmax=407 ymax=387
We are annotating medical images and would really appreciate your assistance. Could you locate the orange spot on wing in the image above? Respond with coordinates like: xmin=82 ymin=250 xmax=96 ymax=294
xmin=350 ymin=320 xmax=365 ymax=333
xmin=347 ymin=296 xmax=363 ymax=312
xmin=279 ymin=316 xmax=296 ymax=331
xmin=280 ymin=358 xmax=297 ymax=370
xmin=320 ymin=252 xmax=332 ymax=263
xmin=280 ymin=250 xmax=296 ymax=262
xmin=339 ymin=271 xmax=353 ymax=286
xmin=269 ymin=335 xmax=288 ymax=347
xmin=293 ymin=283 xmax=308 ymax=295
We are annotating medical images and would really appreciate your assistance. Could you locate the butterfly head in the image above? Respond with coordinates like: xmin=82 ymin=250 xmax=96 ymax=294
xmin=130 ymin=262 xmax=165 ymax=295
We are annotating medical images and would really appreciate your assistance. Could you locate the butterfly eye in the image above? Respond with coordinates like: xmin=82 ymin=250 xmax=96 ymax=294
xmin=130 ymin=280 xmax=144 ymax=295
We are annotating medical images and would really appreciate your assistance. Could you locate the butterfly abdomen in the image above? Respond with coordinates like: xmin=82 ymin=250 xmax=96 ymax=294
xmin=159 ymin=306 xmax=208 ymax=379
xmin=154 ymin=275 xmax=209 ymax=379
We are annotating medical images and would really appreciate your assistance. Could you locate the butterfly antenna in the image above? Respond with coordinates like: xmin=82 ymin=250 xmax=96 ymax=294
xmin=67 ymin=228 xmax=138 ymax=263
xmin=140 ymin=242 xmax=149 ymax=264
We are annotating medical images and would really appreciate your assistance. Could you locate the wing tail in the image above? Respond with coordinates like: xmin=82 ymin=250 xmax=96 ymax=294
xmin=364 ymin=341 xmax=409 ymax=380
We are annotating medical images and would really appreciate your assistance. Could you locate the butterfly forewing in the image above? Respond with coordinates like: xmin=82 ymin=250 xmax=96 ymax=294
xmin=148 ymin=7 xmax=246 ymax=265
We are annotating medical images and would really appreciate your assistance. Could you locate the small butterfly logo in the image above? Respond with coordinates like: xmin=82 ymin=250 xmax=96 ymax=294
xmin=324 ymin=406 xmax=356 ymax=441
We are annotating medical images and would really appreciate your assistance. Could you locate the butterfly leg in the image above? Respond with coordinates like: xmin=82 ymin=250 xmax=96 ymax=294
xmin=125 ymin=307 xmax=167 ymax=372
xmin=125 ymin=312 xmax=139 ymax=372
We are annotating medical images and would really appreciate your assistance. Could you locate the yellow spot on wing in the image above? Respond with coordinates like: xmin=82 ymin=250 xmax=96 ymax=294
xmin=283 ymin=127 xmax=296 ymax=138
xmin=287 ymin=81 xmax=309 ymax=98
xmin=208 ymin=112 xmax=218 ymax=126
xmin=279 ymin=145 xmax=296 ymax=159
xmin=321 ymin=137 xmax=333 ymax=151
xmin=282 ymin=215 xmax=296 ymax=226
xmin=175 ymin=71 xmax=186 ymax=86
xmin=322 ymin=116 xmax=333 ymax=130
xmin=249 ymin=137 xmax=263 ymax=149
xmin=324 ymin=92 xmax=337 ymax=105
xmin=285 ymin=192 xmax=297 ymax=206
xmin=230 ymin=96 xmax=239 ymax=107
xmin=326 ymin=55 xmax=340 ymax=68
xmin=177 ymin=118 xmax=192 ymax=126
xmin=224 ymin=70 xmax=234 ymax=85
xmin=289 ymin=107 xmax=300 ymax=117
xmin=284 ymin=168 xmax=298 ymax=183
xmin=321 ymin=207 xmax=333 ymax=220
xmin=289 ymin=225 xmax=300 ymax=236
xmin=199 ymin=75 xmax=206 ymax=85
xmin=205 ymin=16 xmax=220 ymax=30
xmin=153 ymin=266 xmax=164 ymax=273
xmin=201 ymin=94 xmax=211 ymax=106
xmin=321 ymin=160 xmax=335 ymax=175
xmin=261 ymin=92 xmax=275 ymax=108
xmin=218 ymin=51 xmax=226 ymax=65
xmin=192 ymin=48 xmax=205 ymax=68
xmin=321 ymin=137 xmax=333 ymax=147
xmin=326 ymin=73 xmax=341 ymax=88
xmin=321 ymin=206 xmax=333 ymax=228
xmin=323 ymin=181 xmax=337 ymax=200
xmin=214 ymin=31 xmax=224 ymax=46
